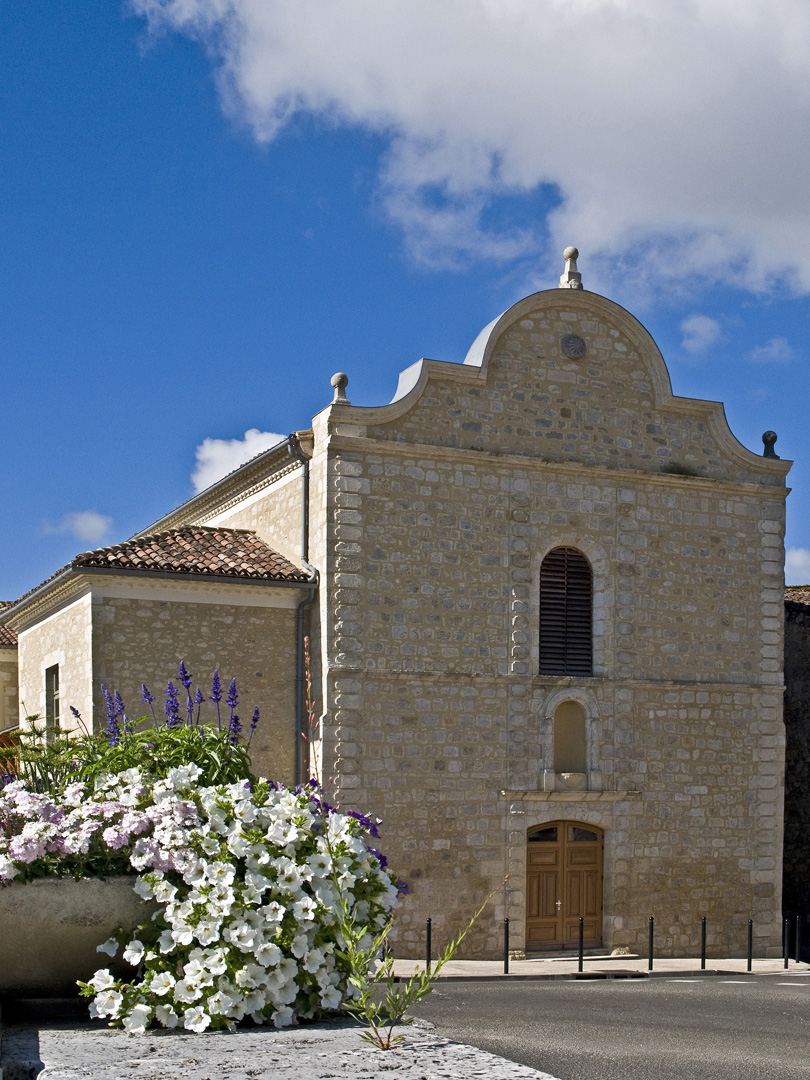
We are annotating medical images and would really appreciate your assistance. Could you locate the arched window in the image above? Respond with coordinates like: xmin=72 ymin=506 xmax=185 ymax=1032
xmin=539 ymin=546 xmax=593 ymax=675
xmin=553 ymin=700 xmax=587 ymax=773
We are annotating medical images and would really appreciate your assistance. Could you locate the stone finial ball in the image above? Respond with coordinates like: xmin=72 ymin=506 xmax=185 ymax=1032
xmin=763 ymin=430 xmax=777 ymax=444
xmin=331 ymin=372 xmax=349 ymax=389
xmin=563 ymin=246 xmax=579 ymax=261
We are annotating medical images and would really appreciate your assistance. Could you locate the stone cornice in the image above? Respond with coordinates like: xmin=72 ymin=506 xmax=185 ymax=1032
xmin=326 ymin=668 xmax=784 ymax=692
xmin=501 ymin=790 xmax=642 ymax=802
xmin=325 ymin=434 xmax=790 ymax=499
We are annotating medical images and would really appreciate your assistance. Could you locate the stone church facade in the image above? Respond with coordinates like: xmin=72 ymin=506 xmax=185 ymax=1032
xmin=0 ymin=251 xmax=793 ymax=959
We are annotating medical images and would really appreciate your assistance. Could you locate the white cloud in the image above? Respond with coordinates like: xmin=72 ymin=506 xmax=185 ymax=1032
xmin=192 ymin=429 xmax=286 ymax=493
xmin=680 ymin=315 xmax=721 ymax=355
xmin=786 ymin=547 xmax=810 ymax=584
xmin=749 ymin=337 xmax=795 ymax=363
xmin=41 ymin=511 xmax=113 ymax=544
xmin=132 ymin=0 xmax=810 ymax=292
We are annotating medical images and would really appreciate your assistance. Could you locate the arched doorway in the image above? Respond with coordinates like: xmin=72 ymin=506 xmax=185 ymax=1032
xmin=526 ymin=820 xmax=603 ymax=951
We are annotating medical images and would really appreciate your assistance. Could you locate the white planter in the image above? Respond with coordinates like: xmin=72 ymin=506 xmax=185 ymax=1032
xmin=0 ymin=876 xmax=154 ymax=996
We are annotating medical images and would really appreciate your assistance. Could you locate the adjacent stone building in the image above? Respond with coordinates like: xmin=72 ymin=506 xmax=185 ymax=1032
xmin=0 ymin=250 xmax=794 ymax=959
xmin=782 ymin=586 xmax=810 ymax=924
xmin=0 ymin=602 xmax=19 ymax=750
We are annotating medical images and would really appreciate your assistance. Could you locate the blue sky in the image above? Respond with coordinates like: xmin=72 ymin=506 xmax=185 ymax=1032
xmin=1 ymin=0 xmax=809 ymax=600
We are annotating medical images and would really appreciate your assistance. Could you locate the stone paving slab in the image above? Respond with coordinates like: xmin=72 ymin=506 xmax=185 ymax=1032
xmin=0 ymin=1020 xmax=562 ymax=1080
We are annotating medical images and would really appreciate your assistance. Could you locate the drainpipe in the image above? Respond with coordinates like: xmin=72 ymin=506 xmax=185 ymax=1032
xmin=288 ymin=432 xmax=319 ymax=785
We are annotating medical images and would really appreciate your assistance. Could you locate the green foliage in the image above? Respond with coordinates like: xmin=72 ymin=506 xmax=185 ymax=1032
xmin=76 ymin=722 xmax=256 ymax=787
xmin=0 ymin=716 xmax=86 ymax=792
xmin=336 ymin=885 xmax=502 ymax=1049
xmin=0 ymin=716 xmax=256 ymax=794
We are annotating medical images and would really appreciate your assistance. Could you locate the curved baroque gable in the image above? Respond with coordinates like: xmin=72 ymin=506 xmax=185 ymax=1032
xmin=325 ymin=288 xmax=790 ymax=487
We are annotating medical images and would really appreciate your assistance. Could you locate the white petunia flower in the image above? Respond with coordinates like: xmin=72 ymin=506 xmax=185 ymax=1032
xmin=93 ymin=990 xmax=124 ymax=1017
xmin=271 ymin=1005 xmax=295 ymax=1029
xmin=171 ymin=925 xmax=194 ymax=946
xmin=173 ymin=979 xmax=202 ymax=1004
xmin=290 ymin=933 xmax=309 ymax=959
xmin=182 ymin=959 xmax=214 ymax=987
xmin=205 ymin=861 xmax=236 ymax=886
xmin=320 ymin=986 xmax=342 ymax=1010
xmin=122 ymin=1003 xmax=152 ymax=1034
xmin=149 ymin=971 xmax=176 ymax=996
xmin=157 ymin=929 xmax=175 ymax=953
xmin=183 ymin=1006 xmax=211 ymax=1032
xmin=96 ymin=938 xmax=119 ymax=957
xmin=132 ymin=877 xmax=155 ymax=900
xmin=206 ymin=990 xmax=238 ymax=1016
xmin=303 ymin=948 xmax=326 ymax=974
xmin=255 ymin=942 xmax=281 ymax=968
xmin=123 ymin=940 xmax=145 ymax=966
xmin=194 ymin=920 xmax=222 ymax=946
xmin=155 ymin=1004 xmax=179 ymax=1028
xmin=88 ymin=969 xmax=117 ymax=992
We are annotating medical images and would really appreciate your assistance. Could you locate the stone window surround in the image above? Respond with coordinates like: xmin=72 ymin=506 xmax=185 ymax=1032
xmin=538 ymin=685 xmax=604 ymax=793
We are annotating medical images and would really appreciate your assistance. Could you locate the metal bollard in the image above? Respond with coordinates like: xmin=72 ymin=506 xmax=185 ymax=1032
xmin=648 ymin=916 xmax=654 ymax=972
xmin=784 ymin=917 xmax=789 ymax=970
xmin=700 ymin=916 xmax=707 ymax=971
xmin=503 ymin=918 xmax=510 ymax=975
xmin=747 ymin=920 xmax=753 ymax=972
xmin=578 ymin=917 xmax=584 ymax=973
xmin=796 ymin=915 xmax=801 ymax=965
xmin=426 ymin=917 xmax=432 ymax=973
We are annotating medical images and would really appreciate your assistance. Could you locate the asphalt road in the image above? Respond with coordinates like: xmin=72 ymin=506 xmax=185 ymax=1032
xmin=413 ymin=974 xmax=810 ymax=1080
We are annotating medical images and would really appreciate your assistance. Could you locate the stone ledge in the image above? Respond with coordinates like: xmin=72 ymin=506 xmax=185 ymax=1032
xmin=501 ymin=789 xmax=643 ymax=802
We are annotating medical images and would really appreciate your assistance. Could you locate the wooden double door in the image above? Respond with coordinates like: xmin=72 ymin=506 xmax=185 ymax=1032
xmin=526 ymin=820 xmax=603 ymax=951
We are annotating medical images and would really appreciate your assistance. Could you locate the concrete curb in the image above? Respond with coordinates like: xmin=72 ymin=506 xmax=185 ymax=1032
xmin=393 ymin=969 xmax=725 ymax=981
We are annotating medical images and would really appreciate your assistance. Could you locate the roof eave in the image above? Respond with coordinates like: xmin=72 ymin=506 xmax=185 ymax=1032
xmin=73 ymin=565 xmax=316 ymax=588
xmin=0 ymin=564 xmax=316 ymax=631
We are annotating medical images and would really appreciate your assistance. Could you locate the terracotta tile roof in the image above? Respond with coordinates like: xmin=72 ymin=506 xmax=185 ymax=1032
xmin=72 ymin=527 xmax=310 ymax=581
xmin=0 ymin=602 xmax=17 ymax=647
xmin=0 ymin=528 xmax=311 ymax=619
xmin=786 ymin=585 xmax=810 ymax=607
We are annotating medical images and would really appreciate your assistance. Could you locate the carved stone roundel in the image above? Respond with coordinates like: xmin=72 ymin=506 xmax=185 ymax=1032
xmin=561 ymin=334 xmax=587 ymax=359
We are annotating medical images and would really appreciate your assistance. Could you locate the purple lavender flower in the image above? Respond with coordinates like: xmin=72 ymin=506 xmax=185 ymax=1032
xmin=141 ymin=684 xmax=157 ymax=726
xmin=101 ymin=684 xmax=121 ymax=745
xmin=101 ymin=684 xmax=115 ymax=715
xmin=225 ymin=678 xmax=240 ymax=742
xmin=248 ymin=707 xmax=260 ymax=745
xmin=210 ymin=670 xmax=222 ymax=730
xmin=164 ymin=681 xmax=182 ymax=728
xmin=113 ymin=691 xmax=132 ymax=738
xmin=227 ymin=712 xmax=243 ymax=746
xmin=69 ymin=705 xmax=82 ymax=721
xmin=178 ymin=661 xmax=192 ymax=690
xmin=177 ymin=662 xmax=194 ymax=726
xmin=226 ymin=678 xmax=239 ymax=710
xmin=194 ymin=687 xmax=204 ymax=725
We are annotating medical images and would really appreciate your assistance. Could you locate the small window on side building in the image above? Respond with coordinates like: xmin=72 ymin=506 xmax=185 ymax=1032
xmin=45 ymin=665 xmax=60 ymax=743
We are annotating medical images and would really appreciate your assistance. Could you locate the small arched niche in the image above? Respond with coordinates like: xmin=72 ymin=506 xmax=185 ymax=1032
xmin=553 ymin=700 xmax=587 ymax=791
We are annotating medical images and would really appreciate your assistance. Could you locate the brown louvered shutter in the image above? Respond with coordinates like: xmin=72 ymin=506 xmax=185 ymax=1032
xmin=539 ymin=547 xmax=593 ymax=675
